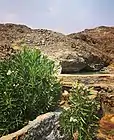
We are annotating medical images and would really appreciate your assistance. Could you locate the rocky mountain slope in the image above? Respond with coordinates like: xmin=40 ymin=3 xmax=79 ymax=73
xmin=68 ymin=26 xmax=114 ymax=61
xmin=0 ymin=23 xmax=113 ymax=73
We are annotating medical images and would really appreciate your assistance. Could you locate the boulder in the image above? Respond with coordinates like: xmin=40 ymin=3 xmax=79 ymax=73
xmin=0 ymin=111 xmax=67 ymax=140
xmin=97 ymin=114 xmax=114 ymax=140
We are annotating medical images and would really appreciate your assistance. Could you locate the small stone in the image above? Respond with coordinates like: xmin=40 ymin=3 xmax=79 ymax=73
xmin=59 ymin=101 xmax=65 ymax=105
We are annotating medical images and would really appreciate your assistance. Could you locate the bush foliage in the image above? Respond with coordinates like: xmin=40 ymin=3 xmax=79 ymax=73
xmin=0 ymin=48 xmax=61 ymax=136
xmin=60 ymin=82 xmax=100 ymax=140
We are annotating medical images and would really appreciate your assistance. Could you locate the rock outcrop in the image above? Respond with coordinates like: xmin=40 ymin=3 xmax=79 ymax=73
xmin=0 ymin=111 xmax=66 ymax=140
xmin=0 ymin=23 xmax=111 ymax=73
xmin=98 ymin=114 xmax=114 ymax=140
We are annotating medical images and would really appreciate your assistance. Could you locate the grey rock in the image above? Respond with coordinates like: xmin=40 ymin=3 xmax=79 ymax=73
xmin=0 ymin=111 xmax=68 ymax=140
xmin=22 ymin=111 xmax=67 ymax=140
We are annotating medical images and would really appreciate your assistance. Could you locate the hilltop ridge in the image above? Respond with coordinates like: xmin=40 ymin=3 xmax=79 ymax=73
xmin=0 ymin=23 xmax=113 ymax=73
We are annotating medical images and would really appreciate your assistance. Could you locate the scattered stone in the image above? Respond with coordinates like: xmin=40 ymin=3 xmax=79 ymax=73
xmin=62 ymin=90 xmax=69 ymax=100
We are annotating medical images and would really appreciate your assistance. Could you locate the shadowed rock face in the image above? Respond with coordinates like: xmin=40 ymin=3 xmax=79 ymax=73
xmin=0 ymin=23 xmax=111 ymax=73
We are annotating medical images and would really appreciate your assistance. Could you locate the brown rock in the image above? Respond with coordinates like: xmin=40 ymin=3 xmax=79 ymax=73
xmin=68 ymin=26 xmax=114 ymax=62
xmin=97 ymin=114 xmax=114 ymax=140
xmin=100 ymin=93 xmax=114 ymax=114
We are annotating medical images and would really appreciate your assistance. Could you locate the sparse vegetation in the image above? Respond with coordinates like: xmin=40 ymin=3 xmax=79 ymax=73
xmin=0 ymin=48 xmax=61 ymax=136
xmin=60 ymin=82 xmax=100 ymax=140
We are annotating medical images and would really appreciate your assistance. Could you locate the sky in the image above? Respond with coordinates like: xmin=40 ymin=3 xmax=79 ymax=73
xmin=0 ymin=0 xmax=114 ymax=34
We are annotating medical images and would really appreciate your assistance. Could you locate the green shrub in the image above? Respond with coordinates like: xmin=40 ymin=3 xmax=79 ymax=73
xmin=0 ymin=48 xmax=61 ymax=136
xmin=60 ymin=82 xmax=100 ymax=140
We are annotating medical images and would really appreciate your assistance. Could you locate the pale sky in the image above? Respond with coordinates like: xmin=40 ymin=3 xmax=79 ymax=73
xmin=0 ymin=0 xmax=114 ymax=33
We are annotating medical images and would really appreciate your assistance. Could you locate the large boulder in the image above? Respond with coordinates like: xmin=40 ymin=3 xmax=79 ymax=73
xmin=0 ymin=111 xmax=67 ymax=140
xmin=0 ymin=23 xmax=111 ymax=73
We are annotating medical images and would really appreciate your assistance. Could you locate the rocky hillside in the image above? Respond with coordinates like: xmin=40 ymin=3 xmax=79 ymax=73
xmin=68 ymin=26 xmax=114 ymax=61
xmin=0 ymin=23 xmax=112 ymax=73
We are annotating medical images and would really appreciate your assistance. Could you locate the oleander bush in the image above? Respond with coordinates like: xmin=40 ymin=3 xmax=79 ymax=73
xmin=0 ymin=48 xmax=61 ymax=136
xmin=60 ymin=82 xmax=100 ymax=140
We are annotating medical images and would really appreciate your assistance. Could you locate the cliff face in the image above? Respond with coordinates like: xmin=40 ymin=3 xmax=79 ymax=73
xmin=0 ymin=24 xmax=112 ymax=73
